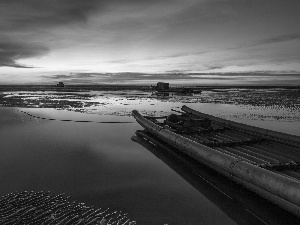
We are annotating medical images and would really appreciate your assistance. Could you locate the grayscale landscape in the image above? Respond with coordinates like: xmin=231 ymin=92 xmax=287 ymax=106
xmin=0 ymin=0 xmax=300 ymax=224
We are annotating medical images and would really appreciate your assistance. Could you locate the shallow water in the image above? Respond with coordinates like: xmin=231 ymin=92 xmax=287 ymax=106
xmin=0 ymin=88 xmax=300 ymax=224
xmin=0 ymin=108 xmax=237 ymax=224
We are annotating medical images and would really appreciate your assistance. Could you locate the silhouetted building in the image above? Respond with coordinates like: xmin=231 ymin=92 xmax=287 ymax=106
xmin=156 ymin=82 xmax=169 ymax=90
xmin=57 ymin=82 xmax=64 ymax=87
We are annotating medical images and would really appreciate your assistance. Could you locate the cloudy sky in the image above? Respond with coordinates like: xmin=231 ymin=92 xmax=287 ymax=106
xmin=0 ymin=0 xmax=299 ymax=85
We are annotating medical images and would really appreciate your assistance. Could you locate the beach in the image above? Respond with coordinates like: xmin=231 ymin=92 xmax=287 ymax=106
xmin=0 ymin=86 xmax=300 ymax=224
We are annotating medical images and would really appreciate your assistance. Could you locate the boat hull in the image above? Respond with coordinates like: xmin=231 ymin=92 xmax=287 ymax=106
xmin=132 ymin=109 xmax=300 ymax=217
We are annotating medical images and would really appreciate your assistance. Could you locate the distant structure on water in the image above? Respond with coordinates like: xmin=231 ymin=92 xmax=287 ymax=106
xmin=56 ymin=82 xmax=64 ymax=87
xmin=156 ymin=82 xmax=169 ymax=90
xmin=154 ymin=82 xmax=202 ymax=95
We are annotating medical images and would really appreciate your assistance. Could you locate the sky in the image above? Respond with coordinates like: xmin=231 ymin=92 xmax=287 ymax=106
xmin=0 ymin=0 xmax=299 ymax=85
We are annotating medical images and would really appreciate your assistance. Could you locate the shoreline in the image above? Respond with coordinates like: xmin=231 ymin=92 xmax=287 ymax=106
xmin=0 ymin=84 xmax=299 ymax=93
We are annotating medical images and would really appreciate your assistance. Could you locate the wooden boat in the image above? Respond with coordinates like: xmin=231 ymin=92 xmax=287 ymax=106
xmin=132 ymin=105 xmax=300 ymax=217
xmin=132 ymin=131 xmax=299 ymax=224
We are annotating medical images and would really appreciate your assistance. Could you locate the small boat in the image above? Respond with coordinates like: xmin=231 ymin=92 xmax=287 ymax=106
xmin=132 ymin=105 xmax=300 ymax=217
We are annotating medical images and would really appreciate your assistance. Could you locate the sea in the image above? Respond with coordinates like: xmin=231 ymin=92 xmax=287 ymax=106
xmin=0 ymin=85 xmax=299 ymax=224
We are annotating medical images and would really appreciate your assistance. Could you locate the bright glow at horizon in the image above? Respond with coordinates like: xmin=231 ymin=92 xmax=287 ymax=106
xmin=0 ymin=0 xmax=299 ymax=85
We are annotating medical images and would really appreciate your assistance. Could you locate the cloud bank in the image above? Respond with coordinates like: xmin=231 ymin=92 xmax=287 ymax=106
xmin=41 ymin=72 xmax=300 ymax=86
xmin=0 ymin=41 xmax=48 ymax=68
xmin=0 ymin=0 xmax=299 ymax=84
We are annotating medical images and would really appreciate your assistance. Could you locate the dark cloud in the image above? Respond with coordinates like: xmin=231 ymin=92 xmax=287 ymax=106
xmin=0 ymin=0 xmax=107 ymax=67
xmin=0 ymin=0 xmax=173 ymax=68
xmin=165 ymin=69 xmax=192 ymax=73
xmin=0 ymin=0 xmax=102 ymax=30
xmin=47 ymin=75 xmax=71 ymax=80
xmin=100 ymin=20 xmax=148 ymax=32
xmin=1 ymin=0 xmax=299 ymax=77
xmin=45 ymin=72 xmax=190 ymax=83
xmin=0 ymin=0 xmax=172 ymax=30
xmin=41 ymin=71 xmax=300 ymax=85
xmin=252 ymin=33 xmax=300 ymax=47
xmin=192 ymin=72 xmax=300 ymax=77
xmin=206 ymin=65 xmax=225 ymax=71
xmin=0 ymin=41 xmax=48 ymax=68
xmin=103 ymin=51 xmax=209 ymax=65
xmin=227 ymin=33 xmax=300 ymax=52
xmin=0 ymin=0 xmax=102 ymax=67
xmin=44 ymin=73 xmax=110 ymax=82
xmin=157 ymin=51 xmax=208 ymax=60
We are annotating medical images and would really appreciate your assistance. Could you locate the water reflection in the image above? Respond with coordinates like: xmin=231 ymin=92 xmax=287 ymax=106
xmin=1 ymin=86 xmax=300 ymax=224
xmin=132 ymin=132 xmax=300 ymax=225
xmin=0 ymin=108 xmax=238 ymax=224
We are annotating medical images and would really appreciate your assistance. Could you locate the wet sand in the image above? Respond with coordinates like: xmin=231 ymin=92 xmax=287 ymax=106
xmin=0 ymin=191 xmax=135 ymax=224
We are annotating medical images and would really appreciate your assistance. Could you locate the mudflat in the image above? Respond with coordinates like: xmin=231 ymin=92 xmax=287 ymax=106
xmin=0 ymin=86 xmax=299 ymax=224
